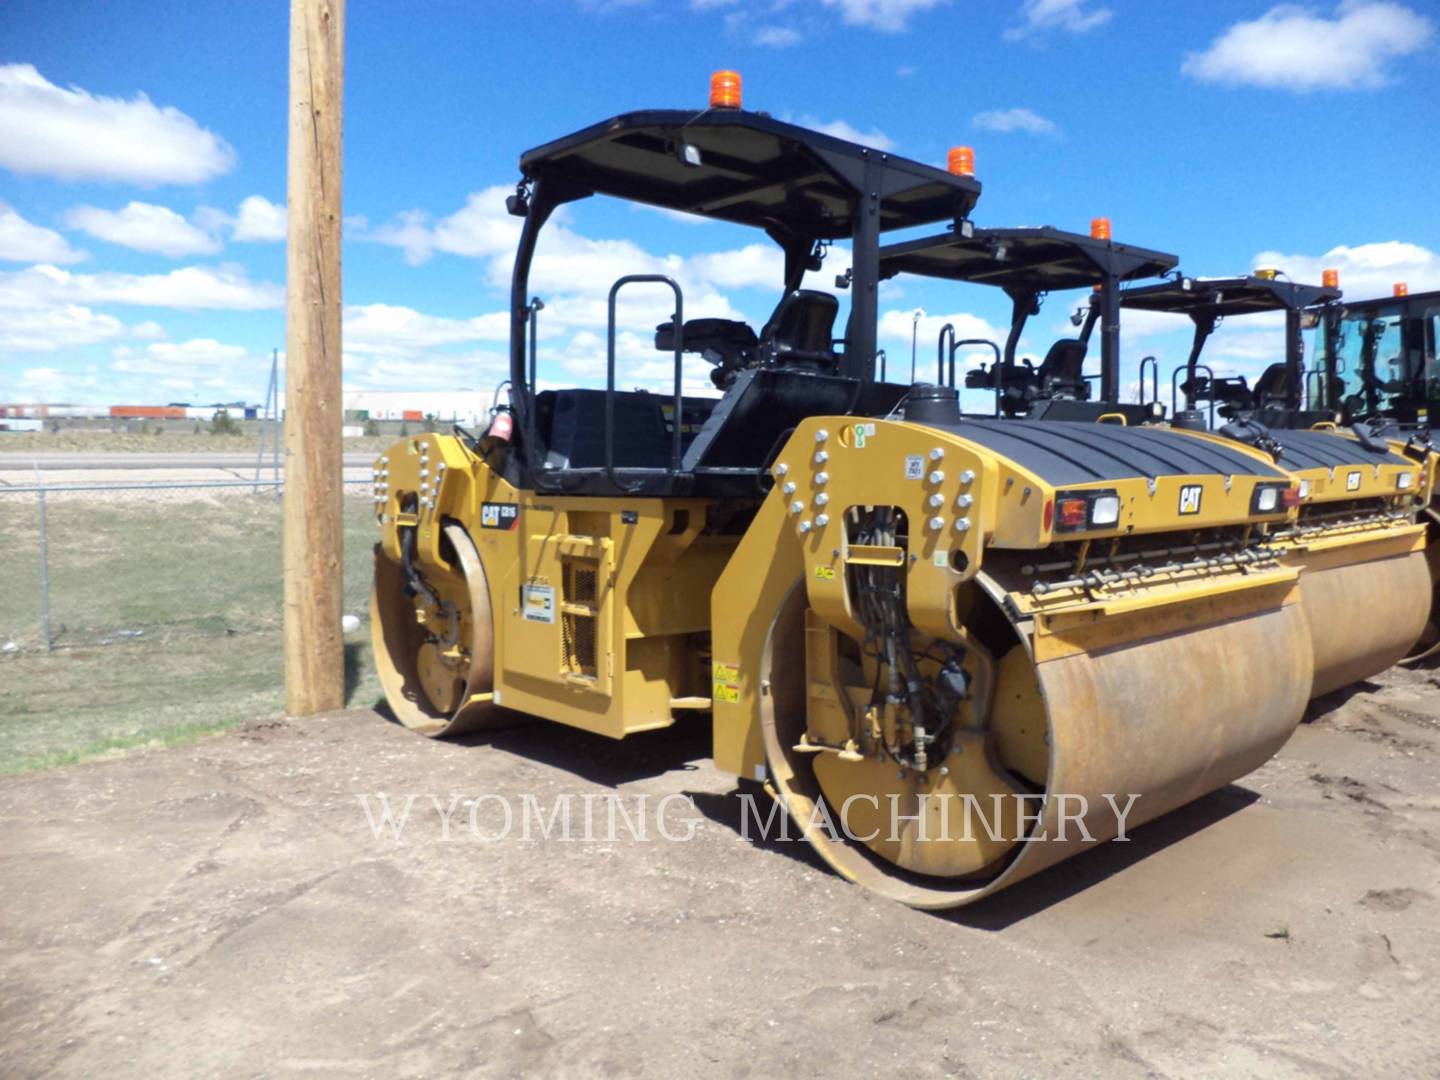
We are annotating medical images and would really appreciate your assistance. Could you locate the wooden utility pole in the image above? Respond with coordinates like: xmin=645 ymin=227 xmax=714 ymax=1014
xmin=283 ymin=0 xmax=345 ymax=715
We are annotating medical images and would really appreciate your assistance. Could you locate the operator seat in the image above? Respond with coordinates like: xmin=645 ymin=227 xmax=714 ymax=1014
xmin=761 ymin=290 xmax=839 ymax=367
xmin=1251 ymin=363 xmax=1290 ymax=408
xmin=1035 ymin=338 xmax=1089 ymax=399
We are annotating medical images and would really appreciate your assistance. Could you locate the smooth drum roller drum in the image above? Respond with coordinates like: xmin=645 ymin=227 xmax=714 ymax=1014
xmin=371 ymin=518 xmax=502 ymax=737
xmin=710 ymin=415 xmax=1324 ymax=908
xmin=752 ymin=564 xmax=1312 ymax=910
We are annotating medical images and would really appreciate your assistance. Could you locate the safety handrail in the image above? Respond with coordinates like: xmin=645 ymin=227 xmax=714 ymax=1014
xmin=936 ymin=324 xmax=955 ymax=386
xmin=940 ymin=337 xmax=1001 ymax=394
xmin=606 ymin=275 xmax=684 ymax=493
xmin=1138 ymin=356 xmax=1158 ymax=407
xmin=1171 ymin=363 xmax=1217 ymax=428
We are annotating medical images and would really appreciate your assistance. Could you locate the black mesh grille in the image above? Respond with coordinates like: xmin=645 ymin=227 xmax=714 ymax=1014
xmin=563 ymin=613 xmax=597 ymax=677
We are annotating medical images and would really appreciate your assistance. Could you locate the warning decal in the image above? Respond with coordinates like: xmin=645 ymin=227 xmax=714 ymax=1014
xmin=712 ymin=662 xmax=740 ymax=704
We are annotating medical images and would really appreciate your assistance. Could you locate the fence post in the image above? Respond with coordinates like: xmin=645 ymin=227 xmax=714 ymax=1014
xmin=34 ymin=463 xmax=52 ymax=651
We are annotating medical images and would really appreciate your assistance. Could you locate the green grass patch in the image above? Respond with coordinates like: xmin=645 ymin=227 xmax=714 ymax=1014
xmin=0 ymin=632 xmax=384 ymax=775
xmin=0 ymin=494 xmax=386 ymax=773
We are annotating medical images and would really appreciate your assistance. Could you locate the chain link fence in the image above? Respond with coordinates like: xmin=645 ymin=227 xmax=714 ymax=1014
xmin=0 ymin=472 xmax=383 ymax=772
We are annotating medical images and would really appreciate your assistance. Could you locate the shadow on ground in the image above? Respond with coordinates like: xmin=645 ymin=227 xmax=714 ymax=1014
xmin=1303 ymin=679 xmax=1383 ymax=723
xmin=368 ymin=702 xmax=1266 ymax=921
xmin=374 ymin=701 xmax=714 ymax=788
xmin=941 ymin=783 xmax=1260 ymax=930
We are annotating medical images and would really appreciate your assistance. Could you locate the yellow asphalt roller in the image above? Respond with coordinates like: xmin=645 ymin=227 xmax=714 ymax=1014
xmin=876 ymin=230 xmax=1432 ymax=706
xmin=1212 ymin=429 xmax=1429 ymax=697
xmin=371 ymin=88 xmax=1322 ymax=909
xmin=710 ymin=409 xmax=1315 ymax=908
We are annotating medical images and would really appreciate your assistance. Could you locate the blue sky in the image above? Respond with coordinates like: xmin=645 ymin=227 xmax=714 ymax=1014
xmin=1 ymin=0 xmax=1437 ymax=409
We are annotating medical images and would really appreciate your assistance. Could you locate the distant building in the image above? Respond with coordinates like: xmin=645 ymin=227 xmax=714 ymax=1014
xmin=341 ymin=390 xmax=495 ymax=427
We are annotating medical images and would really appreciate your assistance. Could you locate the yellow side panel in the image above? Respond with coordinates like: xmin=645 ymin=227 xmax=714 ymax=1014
xmin=711 ymin=491 xmax=804 ymax=780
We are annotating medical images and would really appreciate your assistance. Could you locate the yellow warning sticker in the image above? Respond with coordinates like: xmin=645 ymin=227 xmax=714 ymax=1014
xmin=813 ymin=565 xmax=836 ymax=581
xmin=712 ymin=662 xmax=740 ymax=704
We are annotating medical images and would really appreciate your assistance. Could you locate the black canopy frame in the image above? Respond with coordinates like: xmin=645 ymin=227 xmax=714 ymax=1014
xmin=1120 ymin=276 xmax=1341 ymax=413
xmin=878 ymin=226 xmax=1178 ymax=405
xmin=506 ymin=108 xmax=981 ymax=495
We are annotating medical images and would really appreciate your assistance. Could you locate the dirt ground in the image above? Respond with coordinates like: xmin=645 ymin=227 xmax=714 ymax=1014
xmin=3 ymin=664 xmax=1439 ymax=1078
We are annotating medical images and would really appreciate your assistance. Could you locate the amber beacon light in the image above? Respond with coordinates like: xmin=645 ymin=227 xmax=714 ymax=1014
xmin=947 ymin=146 xmax=975 ymax=177
xmin=1394 ymin=282 xmax=1409 ymax=297
xmin=710 ymin=70 xmax=742 ymax=110
xmin=1090 ymin=217 xmax=1112 ymax=241
xmin=1322 ymin=268 xmax=1339 ymax=289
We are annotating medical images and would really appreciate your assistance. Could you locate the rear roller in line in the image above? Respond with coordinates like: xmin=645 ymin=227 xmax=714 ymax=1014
xmin=1401 ymin=535 xmax=1440 ymax=666
xmin=1296 ymin=550 xmax=1433 ymax=695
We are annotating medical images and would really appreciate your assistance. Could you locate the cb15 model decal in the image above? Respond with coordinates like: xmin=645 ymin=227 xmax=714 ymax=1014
xmin=480 ymin=502 xmax=519 ymax=530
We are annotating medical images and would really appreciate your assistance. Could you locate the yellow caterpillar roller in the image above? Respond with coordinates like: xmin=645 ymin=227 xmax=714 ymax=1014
xmin=372 ymin=78 xmax=1329 ymax=908
xmin=1117 ymin=272 xmax=1433 ymax=696
xmin=879 ymin=226 xmax=1432 ymax=702
xmin=1308 ymin=282 xmax=1440 ymax=661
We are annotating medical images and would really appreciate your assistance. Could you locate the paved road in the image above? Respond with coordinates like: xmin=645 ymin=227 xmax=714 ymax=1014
xmin=0 ymin=452 xmax=376 ymax=471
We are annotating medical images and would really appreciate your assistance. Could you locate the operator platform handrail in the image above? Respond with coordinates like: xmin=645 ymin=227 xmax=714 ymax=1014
xmin=1171 ymin=362 xmax=1217 ymax=428
xmin=606 ymin=275 xmax=684 ymax=493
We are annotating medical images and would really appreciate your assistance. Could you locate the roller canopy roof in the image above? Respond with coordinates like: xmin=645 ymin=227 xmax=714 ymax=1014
xmin=1119 ymin=276 xmax=1341 ymax=318
xmin=878 ymin=226 xmax=1178 ymax=292
xmin=519 ymin=109 xmax=981 ymax=239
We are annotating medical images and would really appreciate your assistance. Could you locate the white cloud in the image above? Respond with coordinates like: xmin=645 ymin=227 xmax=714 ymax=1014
xmin=341 ymin=351 xmax=513 ymax=394
xmin=0 ymin=304 xmax=126 ymax=352
xmin=1006 ymin=0 xmax=1112 ymax=39
xmin=0 ymin=263 xmax=284 ymax=311
xmin=820 ymin=0 xmax=947 ymax=32
xmin=130 ymin=320 xmax=166 ymax=340
xmin=0 ymin=64 xmax=236 ymax=184
xmin=1249 ymin=240 xmax=1440 ymax=298
xmin=63 ymin=201 xmax=222 ymax=257
xmin=1202 ymin=329 xmax=1286 ymax=364
xmin=3 ymin=366 xmax=100 ymax=402
xmin=686 ymin=243 xmax=785 ymax=291
xmin=344 ymin=303 xmax=512 ymax=355
xmin=1112 ymin=307 xmax=1193 ymax=338
xmin=111 ymin=338 xmax=251 ymax=377
xmin=365 ymin=186 xmax=522 ymax=266
xmin=1182 ymin=2 xmax=1434 ymax=91
xmin=0 ymin=202 xmax=86 ymax=263
xmin=797 ymin=116 xmax=897 ymax=151
xmin=755 ymin=25 xmax=803 ymax=46
xmin=232 ymin=195 xmax=287 ymax=242
xmin=972 ymin=107 xmax=1058 ymax=135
